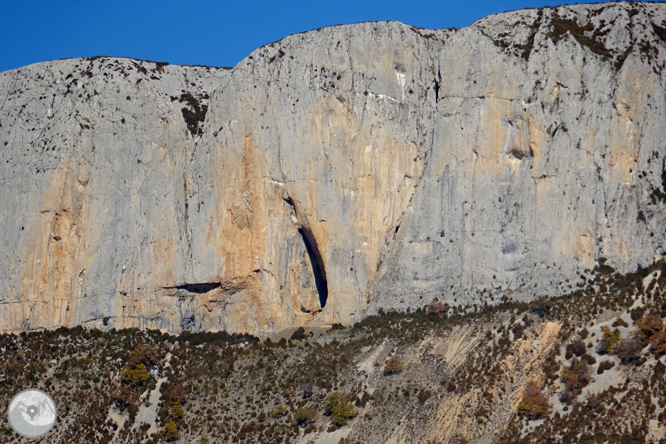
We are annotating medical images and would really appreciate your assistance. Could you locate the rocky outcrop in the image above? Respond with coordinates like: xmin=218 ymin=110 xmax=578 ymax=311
xmin=1 ymin=2 xmax=666 ymax=333
xmin=0 ymin=58 xmax=229 ymax=332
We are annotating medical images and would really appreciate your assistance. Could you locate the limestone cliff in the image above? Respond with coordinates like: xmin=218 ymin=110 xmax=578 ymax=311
xmin=1 ymin=2 xmax=665 ymax=333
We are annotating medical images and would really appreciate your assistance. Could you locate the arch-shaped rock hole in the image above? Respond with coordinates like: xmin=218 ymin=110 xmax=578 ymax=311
xmin=298 ymin=227 xmax=328 ymax=308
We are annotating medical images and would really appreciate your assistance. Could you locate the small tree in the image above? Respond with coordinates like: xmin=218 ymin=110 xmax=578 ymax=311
xmin=598 ymin=326 xmax=621 ymax=355
xmin=162 ymin=421 xmax=180 ymax=441
xmin=121 ymin=363 xmax=150 ymax=387
xmin=169 ymin=382 xmax=188 ymax=405
xmin=517 ymin=380 xmax=551 ymax=419
xmin=383 ymin=356 xmax=405 ymax=375
xmin=417 ymin=389 xmax=432 ymax=405
xmin=617 ymin=337 xmax=643 ymax=365
xmin=128 ymin=345 xmax=158 ymax=369
xmin=170 ymin=403 xmax=184 ymax=421
xmin=634 ymin=313 xmax=664 ymax=340
xmin=529 ymin=295 xmax=552 ymax=317
xmin=302 ymin=382 xmax=314 ymax=399
xmin=566 ymin=340 xmax=586 ymax=359
xmin=290 ymin=327 xmax=306 ymax=341
xmin=560 ymin=359 xmax=591 ymax=403
xmin=295 ymin=406 xmax=317 ymax=426
xmin=325 ymin=393 xmax=357 ymax=427
xmin=114 ymin=385 xmax=136 ymax=409
xmin=269 ymin=403 xmax=288 ymax=418
xmin=427 ymin=300 xmax=447 ymax=317
xmin=649 ymin=331 xmax=666 ymax=355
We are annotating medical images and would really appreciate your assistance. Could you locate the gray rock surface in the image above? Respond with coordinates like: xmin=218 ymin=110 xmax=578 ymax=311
xmin=0 ymin=57 xmax=229 ymax=332
xmin=1 ymin=2 xmax=665 ymax=333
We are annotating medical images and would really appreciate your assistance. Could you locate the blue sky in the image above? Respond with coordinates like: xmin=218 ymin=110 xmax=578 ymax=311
xmin=1 ymin=0 xmax=616 ymax=73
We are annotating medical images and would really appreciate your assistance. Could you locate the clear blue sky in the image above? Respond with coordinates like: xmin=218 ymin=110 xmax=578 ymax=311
xmin=1 ymin=0 xmax=617 ymax=73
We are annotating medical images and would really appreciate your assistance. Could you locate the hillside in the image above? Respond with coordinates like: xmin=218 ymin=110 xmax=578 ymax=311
xmin=1 ymin=260 xmax=666 ymax=443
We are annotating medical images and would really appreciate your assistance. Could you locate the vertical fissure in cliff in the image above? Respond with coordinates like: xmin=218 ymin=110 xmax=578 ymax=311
xmin=298 ymin=226 xmax=328 ymax=308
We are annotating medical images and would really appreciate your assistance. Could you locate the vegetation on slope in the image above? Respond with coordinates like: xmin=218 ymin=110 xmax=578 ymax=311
xmin=1 ymin=260 xmax=666 ymax=443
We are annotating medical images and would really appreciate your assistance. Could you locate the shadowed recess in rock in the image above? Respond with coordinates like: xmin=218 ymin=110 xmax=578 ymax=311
xmin=165 ymin=282 xmax=222 ymax=294
xmin=297 ymin=227 xmax=328 ymax=308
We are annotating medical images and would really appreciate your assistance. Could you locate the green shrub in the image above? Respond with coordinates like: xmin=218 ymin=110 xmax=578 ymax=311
xmin=295 ymin=406 xmax=317 ymax=425
xmin=290 ymin=327 xmax=306 ymax=341
xmin=617 ymin=337 xmax=643 ymax=365
xmin=383 ymin=356 xmax=404 ymax=375
xmin=121 ymin=363 xmax=150 ymax=387
xmin=269 ymin=403 xmax=288 ymax=418
xmin=597 ymin=360 xmax=615 ymax=375
xmin=649 ymin=331 xmax=666 ymax=355
xmin=560 ymin=359 xmax=591 ymax=402
xmin=634 ymin=313 xmax=664 ymax=340
xmin=598 ymin=326 xmax=621 ymax=355
xmin=417 ymin=389 xmax=432 ymax=405
xmin=517 ymin=381 xmax=550 ymax=420
xmin=128 ymin=345 xmax=158 ymax=369
xmin=170 ymin=403 xmax=184 ymax=421
xmin=178 ymin=92 xmax=207 ymax=136
xmin=612 ymin=317 xmax=629 ymax=328
xmin=162 ymin=421 xmax=180 ymax=441
xmin=325 ymin=393 xmax=357 ymax=426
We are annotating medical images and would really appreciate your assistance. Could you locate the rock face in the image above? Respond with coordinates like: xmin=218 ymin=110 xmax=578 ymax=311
xmin=1 ymin=2 xmax=666 ymax=333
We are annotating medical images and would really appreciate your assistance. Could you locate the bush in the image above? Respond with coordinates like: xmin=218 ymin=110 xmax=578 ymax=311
xmin=128 ymin=345 xmax=158 ymax=369
xmin=597 ymin=360 xmax=615 ymax=375
xmin=168 ymin=383 xmax=188 ymax=405
xmin=581 ymin=353 xmax=596 ymax=365
xmin=162 ymin=421 xmax=180 ymax=441
xmin=649 ymin=331 xmax=666 ymax=355
xmin=517 ymin=380 xmax=551 ymax=419
xmin=114 ymin=385 xmax=136 ymax=409
xmin=612 ymin=317 xmax=629 ymax=328
xmin=302 ymin=382 xmax=314 ymax=399
xmin=179 ymin=92 xmax=207 ymax=136
xmin=598 ymin=326 xmax=621 ymax=355
xmin=121 ymin=363 xmax=150 ymax=387
xmin=170 ymin=403 xmax=184 ymax=421
xmin=617 ymin=337 xmax=644 ymax=365
xmin=325 ymin=393 xmax=357 ymax=426
xmin=269 ymin=403 xmax=288 ymax=418
xmin=427 ymin=300 xmax=447 ymax=317
xmin=356 ymin=391 xmax=371 ymax=408
xmin=529 ymin=295 xmax=552 ymax=317
xmin=295 ymin=406 xmax=317 ymax=426
xmin=383 ymin=356 xmax=404 ymax=375
xmin=634 ymin=313 xmax=664 ymax=340
xmin=290 ymin=327 xmax=306 ymax=341
xmin=560 ymin=359 xmax=591 ymax=402
xmin=566 ymin=340 xmax=586 ymax=359
xmin=417 ymin=389 xmax=432 ymax=405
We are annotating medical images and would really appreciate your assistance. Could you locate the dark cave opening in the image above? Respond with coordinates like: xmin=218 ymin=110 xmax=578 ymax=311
xmin=298 ymin=227 xmax=328 ymax=308
xmin=168 ymin=282 xmax=221 ymax=294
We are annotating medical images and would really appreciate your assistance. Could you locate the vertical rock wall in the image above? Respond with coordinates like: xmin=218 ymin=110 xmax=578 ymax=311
xmin=0 ymin=3 xmax=665 ymax=333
